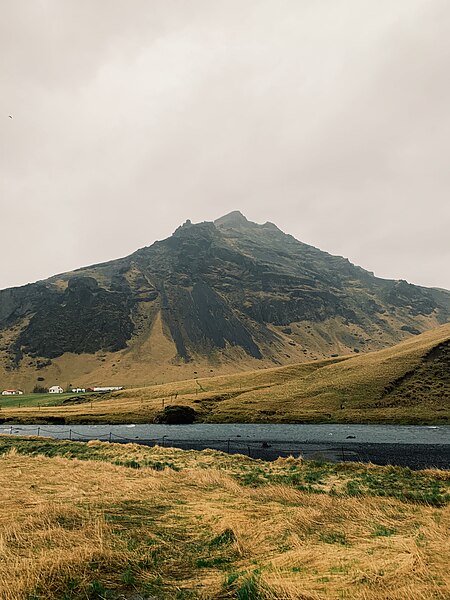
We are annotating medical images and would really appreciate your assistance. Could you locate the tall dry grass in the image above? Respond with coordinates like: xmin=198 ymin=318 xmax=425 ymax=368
xmin=0 ymin=443 xmax=449 ymax=599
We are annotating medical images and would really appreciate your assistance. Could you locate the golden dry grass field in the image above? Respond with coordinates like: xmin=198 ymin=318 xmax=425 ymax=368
xmin=2 ymin=323 xmax=449 ymax=425
xmin=0 ymin=437 xmax=449 ymax=600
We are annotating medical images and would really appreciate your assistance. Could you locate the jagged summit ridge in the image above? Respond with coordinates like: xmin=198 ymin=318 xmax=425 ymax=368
xmin=214 ymin=210 xmax=250 ymax=228
xmin=214 ymin=211 xmax=279 ymax=232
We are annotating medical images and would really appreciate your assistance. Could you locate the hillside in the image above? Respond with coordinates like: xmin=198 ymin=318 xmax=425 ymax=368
xmin=2 ymin=322 xmax=449 ymax=425
xmin=0 ymin=211 xmax=449 ymax=392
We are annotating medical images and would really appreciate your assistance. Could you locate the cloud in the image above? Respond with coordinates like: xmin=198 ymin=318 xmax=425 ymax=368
xmin=1 ymin=0 xmax=449 ymax=289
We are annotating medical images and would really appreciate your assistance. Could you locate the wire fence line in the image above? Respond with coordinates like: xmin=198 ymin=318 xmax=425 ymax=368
xmin=0 ymin=426 xmax=361 ymax=462
xmin=3 ymin=427 xmax=449 ymax=468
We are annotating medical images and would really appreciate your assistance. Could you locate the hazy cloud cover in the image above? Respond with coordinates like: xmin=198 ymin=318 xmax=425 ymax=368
xmin=1 ymin=0 xmax=449 ymax=290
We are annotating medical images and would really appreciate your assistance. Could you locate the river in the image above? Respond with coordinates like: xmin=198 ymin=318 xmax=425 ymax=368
xmin=2 ymin=423 xmax=449 ymax=469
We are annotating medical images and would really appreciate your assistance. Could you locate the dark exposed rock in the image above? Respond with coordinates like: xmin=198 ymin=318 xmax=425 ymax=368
xmin=382 ymin=280 xmax=436 ymax=315
xmin=154 ymin=405 xmax=198 ymax=424
xmin=401 ymin=325 xmax=421 ymax=335
xmin=14 ymin=276 xmax=134 ymax=359
xmin=214 ymin=210 xmax=251 ymax=228
xmin=62 ymin=396 xmax=91 ymax=405
xmin=36 ymin=359 xmax=52 ymax=369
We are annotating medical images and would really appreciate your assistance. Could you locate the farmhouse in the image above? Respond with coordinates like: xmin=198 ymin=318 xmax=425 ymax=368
xmin=48 ymin=385 xmax=64 ymax=394
xmin=1 ymin=389 xmax=24 ymax=396
xmin=90 ymin=386 xmax=124 ymax=392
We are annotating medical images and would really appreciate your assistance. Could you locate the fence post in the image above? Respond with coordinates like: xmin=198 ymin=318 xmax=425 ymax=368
xmin=109 ymin=431 xmax=112 ymax=443
xmin=9 ymin=426 xmax=12 ymax=434
xmin=247 ymin=445 xmax=251 ymax=457
xmin=69 ymin=429 xmax=72 ymax=441
xmin=37 ymin=427 xmax=40 ymax=437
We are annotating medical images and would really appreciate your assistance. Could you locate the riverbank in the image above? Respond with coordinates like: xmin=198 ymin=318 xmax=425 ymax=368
xmin=3 ymin=422 xmax=450 ymax=468
xmin=0 ymin=437 xmax=449 ymax=599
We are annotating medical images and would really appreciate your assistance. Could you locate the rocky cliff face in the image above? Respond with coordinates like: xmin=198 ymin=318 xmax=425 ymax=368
xmin=0 ymin=211 xmax=449 ymax=387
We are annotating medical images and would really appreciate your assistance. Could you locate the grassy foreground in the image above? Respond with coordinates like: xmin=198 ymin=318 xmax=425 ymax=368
xmin=0 ymin=437 xmax=449 ymax=599
xmin=1 ymin=323 xmax=449 ymax=425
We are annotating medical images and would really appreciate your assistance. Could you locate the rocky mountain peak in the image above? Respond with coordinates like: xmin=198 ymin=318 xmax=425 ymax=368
xmin=1 ymin=212 xmax=450 ymax=389
xmin=214 ymin=210 xmax=251 ymax=229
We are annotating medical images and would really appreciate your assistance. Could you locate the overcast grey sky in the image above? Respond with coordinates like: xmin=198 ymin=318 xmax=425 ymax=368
xmin=1 ymin=0 xmax=449 ymax=291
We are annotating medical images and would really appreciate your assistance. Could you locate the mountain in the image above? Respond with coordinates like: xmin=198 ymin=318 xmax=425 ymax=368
xmin=0 ymin=211 xmax=449 ymax=391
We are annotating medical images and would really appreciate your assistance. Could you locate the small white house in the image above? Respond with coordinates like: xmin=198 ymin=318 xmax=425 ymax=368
xmin=1 ymin=389 xmax=24 ymax=396
xmin=48 ymin=385 xmax=64 ymax=394
xmin=71 ymin=387 xmax=86 ymax=393
xmin=92 ymin=386 xmax=123 ymax=392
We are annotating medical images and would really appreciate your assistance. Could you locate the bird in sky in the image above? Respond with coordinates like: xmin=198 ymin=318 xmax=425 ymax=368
xmin=8 ymin=115 xmax=13 ymax=119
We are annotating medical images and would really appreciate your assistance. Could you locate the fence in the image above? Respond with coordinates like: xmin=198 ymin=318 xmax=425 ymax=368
xmin=1 ymin=426 xmax=362 ymax=462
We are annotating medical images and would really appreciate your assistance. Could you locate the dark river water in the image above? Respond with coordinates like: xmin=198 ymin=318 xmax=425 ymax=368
xmin=2 ymin=423 xmax=450 ymax=469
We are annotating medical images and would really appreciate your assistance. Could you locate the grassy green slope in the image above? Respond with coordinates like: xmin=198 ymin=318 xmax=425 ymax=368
xmin=0 ymin=392 xmax=94 ymax=409
xmin=209 ymin=322 xmax=450 ymax=423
